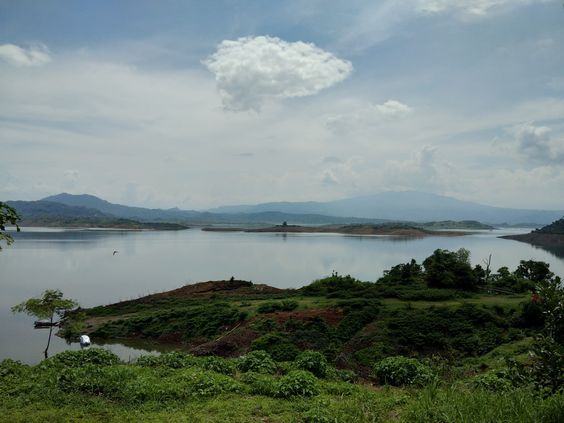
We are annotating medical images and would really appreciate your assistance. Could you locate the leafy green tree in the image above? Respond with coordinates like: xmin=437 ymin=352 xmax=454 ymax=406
xmin=422 ymin=248 xmax=479 ymax=290
xmin=0 ymin=201 xmax=20 ymax=250
xmin=12 ymin=290 xmax=79 ymax=359
xmin=515 ymin=260 xmax=554 ymax=283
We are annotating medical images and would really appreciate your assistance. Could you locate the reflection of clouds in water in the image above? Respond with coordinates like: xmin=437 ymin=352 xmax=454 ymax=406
xmin=2 ymin=228 xmax=564 ymax=364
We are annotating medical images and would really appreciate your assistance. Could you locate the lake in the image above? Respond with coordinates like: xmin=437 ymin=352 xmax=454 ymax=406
xmin=1 ymin=227 xmax=563 ymax=364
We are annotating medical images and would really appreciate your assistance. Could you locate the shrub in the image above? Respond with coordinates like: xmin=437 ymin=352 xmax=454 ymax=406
xmin=57 ymin=364 xmax=134 ymax=397
xmin=198 ymin=355 xmax=236 ymax=375
xmin=47 ymin=348 xmax=120 ymax=368
xmin=294 ymin=350 xmax=329 ymax=378
xmin=276 ymin=370 xmax=319 ymax=398
xmin=251 ymin=333 xmax=300 ymax=361
xmin=0 ymin=359 xmax=28 ymax=379
xmin=241 ymin=371 xmax=278 ymax=396
xmin=173 ymin=368 xmax=243 ymax=397
xmin=135 ymin=352 xmax=195 ymax=369
xmin=238 ymin=350 xmax=277 ymax=374
xmin=373 ymin=356 xmax=435 ymax=386
xmin=470 ymin=371 xmax=514 ymax=391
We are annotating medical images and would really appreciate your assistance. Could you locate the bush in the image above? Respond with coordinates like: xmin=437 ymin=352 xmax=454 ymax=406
xmin=470 ymin=371 xmax=514 ymax=391
xmin=276 ymin=370 xmax=319 ymax=398
xmin=238 ymin=350 xmax=277 ymax=374
xmin=135 ymin=352 xmax=195 ymax=369
xmin=0 ymin=359 xmax=28 ymax=379
xmin=198 ymin=355 xmax=236 ymax=375
xmin=47 ymin=348 xmax=120 ymax=368
xmin=241 ymin=371 xmax=278 ymax=396
xmin=172 ymin=368 xmax=243 ymax=398
xmin=373 ymin=356 xmax=435 ymax=386
xmin=251 ymin=333 xmax=300 ymax=361
xmin=294 ymin=350 xmax=329 ymax=378
xmin=57 ymin=364 xmax=135 ymax=397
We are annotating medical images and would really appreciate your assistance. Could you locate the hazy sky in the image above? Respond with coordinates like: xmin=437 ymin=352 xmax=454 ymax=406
xmin=1 ymin=0 xmax=563 ymax=210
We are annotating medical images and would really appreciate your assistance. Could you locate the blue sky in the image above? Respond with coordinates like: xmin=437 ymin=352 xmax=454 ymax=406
xmin=1 ymin=0 xmax=563 ymax=209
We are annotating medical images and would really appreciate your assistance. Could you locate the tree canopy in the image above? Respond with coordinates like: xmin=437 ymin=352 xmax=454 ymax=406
xmin=0 ymin=201 xmax=20 ymax=250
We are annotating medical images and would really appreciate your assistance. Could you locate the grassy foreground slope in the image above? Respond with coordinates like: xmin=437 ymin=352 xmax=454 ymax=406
xmin=1 ymin=348 xmax=562 ymax=423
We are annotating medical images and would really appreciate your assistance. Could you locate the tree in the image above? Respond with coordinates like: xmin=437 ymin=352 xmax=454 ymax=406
xmin=12 ymin=290 xmax=79 ymax=358
xmin=422 ymin=248 xmax=479 ymax=290
xmin=0 ymin=201 xmax=20 ymax=250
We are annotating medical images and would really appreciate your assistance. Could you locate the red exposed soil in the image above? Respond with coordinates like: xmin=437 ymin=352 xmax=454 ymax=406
xmin=261 ymin=308 xmax=344 ymax=326
xmin=104 ymin=280 xmax=290 ymax=309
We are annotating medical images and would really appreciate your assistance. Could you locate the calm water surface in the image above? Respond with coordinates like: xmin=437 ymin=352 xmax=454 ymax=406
xmin=1 ymin=227 xmax=563 ymax=364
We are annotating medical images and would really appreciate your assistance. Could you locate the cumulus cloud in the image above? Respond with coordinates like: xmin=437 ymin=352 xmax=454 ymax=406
xmin=0 ymin=43 xmax=51 ymax=67
xmin=513 ymin=123 xmax=564 ymax=165
xmin=204 ymin=36 xmax=353 ymax=111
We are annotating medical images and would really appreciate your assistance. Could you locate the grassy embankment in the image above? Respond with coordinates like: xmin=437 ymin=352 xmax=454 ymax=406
xmin=2 ymin=251 xmax=563 ymax=422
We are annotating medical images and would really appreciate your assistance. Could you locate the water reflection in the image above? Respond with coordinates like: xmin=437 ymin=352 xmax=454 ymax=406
xmin=1 ymin=227 xmax=563 ymax=364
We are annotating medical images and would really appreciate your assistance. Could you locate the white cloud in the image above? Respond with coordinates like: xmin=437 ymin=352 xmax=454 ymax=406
xmin=204 ymin=36 xmax=352 ymax=111
xmin=0 ymin=43 xmax=51 ymax=67
xmin=326 ymin=99 xmax=412 ymax=135
xmin=373 ymin=100 xmax=412 ymax=117
xmin=513 ymin=123 xmax=564 ymax=165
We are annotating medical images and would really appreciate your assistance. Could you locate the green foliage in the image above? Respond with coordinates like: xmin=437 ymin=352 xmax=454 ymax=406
xmin=470 ymin=370 xmax=514 ymax=391
xmin=135 ymin=352 xmax=195 ymax=369
xmin=383 ymin=304 xmax=510 ymax=357
xmin=373 ymin=356 xmax=435 ymax=386
xmin=405 ymin=386 xmax=564 ymax=423
xmin=302 ymin=273 xmax=369 ymax=297
xmin=238 ymin=350 xmax=277 ymax=374
xmin=256 ymin=300 xmax=299 ymax=313
xmin=378 ymin=259 xmax=423 ymax=285
xmin=47 ymin=348 xmax=121 ymax=368
xmin=335 ymin=303 xmax=379 ymax=340
xmin=423 ymin=248 xmax=480 ymax=290
xmin=527 ymin=277 xmax=564 ymax=393
xmin=515 ymin=260 xmax=554 ymax=283
xmin=240 ymin=371 xmax=278 ymax=396
xmin=11 ymin=289 xmax=78 ymax=320
xmin=199 ymin=355 xmax=236 ymax=375
xmin=294 ymin=350 xmax=329 ymax=378
xmin=92 ymin=302 xmax=246 ymax=340
xmin=276 ymin=370 xmax=319 ymax=398
xmin=251 ymin=332 xmax=300 ymax=361
xmin=0 ymin=201 xmax=20 ymax=250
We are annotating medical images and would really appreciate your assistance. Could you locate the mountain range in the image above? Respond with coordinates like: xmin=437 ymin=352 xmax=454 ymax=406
xmin=6 ymin=191 xmax=563 ymax=226
xmin=209 ymin=191 xmax=563 ymax=225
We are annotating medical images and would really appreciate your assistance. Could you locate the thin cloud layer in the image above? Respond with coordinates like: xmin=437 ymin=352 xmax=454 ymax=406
xmin=0 ymin=43 xmax=51 ymax=67
xmin=417 ymin=0 xmax=549 ymax=16
xmin=204 ymin=36 xmax=353 ymax=111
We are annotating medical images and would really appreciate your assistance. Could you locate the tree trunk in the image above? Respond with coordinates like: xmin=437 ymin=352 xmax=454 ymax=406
xmin=44 ymin=313 xmax=53 ymax=359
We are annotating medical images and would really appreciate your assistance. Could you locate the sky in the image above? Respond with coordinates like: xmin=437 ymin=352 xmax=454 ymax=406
xmin=1 ymin=0 xmax=563 ymax=210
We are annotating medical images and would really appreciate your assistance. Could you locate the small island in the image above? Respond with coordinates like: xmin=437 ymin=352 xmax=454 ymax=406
xmin=203 ymin=223 xmax=472 ymax=237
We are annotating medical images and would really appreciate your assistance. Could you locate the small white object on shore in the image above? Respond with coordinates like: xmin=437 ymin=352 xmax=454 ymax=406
xmin=79 ymin=334 xmax=91 ymax=348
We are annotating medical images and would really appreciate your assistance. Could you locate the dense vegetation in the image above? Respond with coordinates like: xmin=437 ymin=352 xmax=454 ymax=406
xmin=3 ymin=248 xmax=563 ymax=421
xmin=535 ymin=217 xmax=564 ymax=235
